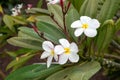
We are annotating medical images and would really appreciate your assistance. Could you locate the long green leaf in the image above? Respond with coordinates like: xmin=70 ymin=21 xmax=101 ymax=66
xmin=97 ymin=0 xmax=120 ymax=23
xmin=46 ymin=61 xmax=101 ymax=80
xmin=95 ymin=20 xmax=115 ymax=53
xmin=6 ymin=54 xmax=35 ymax=70
xmin=36 ymin=21 xmax=66 ymax=44
xmin=5 ymin=64 xmax=63 ymax=80
xmin=7 ymin=37 xmax=43 ymax=50
xmin=66 ymin=7 xmax=79 ymax=42
xmin=47 ymin=4 xmax=63 ymax=27
xmin=80 ymin=0 xmax=99 ymax=18
xmin=3 ymin=15 xmax=15 ymax=32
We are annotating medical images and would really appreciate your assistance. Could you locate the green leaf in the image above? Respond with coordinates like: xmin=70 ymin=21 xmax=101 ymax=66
xmin=7 ymin=37 xmax=43 ymax=50
xmin=46 ymin=61 xmax=101 ymax=80
xmin=95 ymin=20 xmax=115 ymax=53
xmin=37 ymin=0 xmax=43 ymax=8
xmin=66 ymin=6 xmax=79 ymax=42
xmin=47 ymin=4 xmax=63 ymax=27
xmin=26 ymin=8 xmax=50 ymax=15
xmin=97 ymin=0 xmax=120 ymax=23
xmin=36 ymin=16 xmax=58 ymax=27
xmin=69 ymin=0 xmax=85 ymax=12
xmin=6 ymin=54 xmax=35 ymax=70
xmin=80 ymin=0 xmax=99 ymax=18
xmin=18 ymin=27 xmax=43 ymax=40
xmin=3 ymin=15 xmax=15 ymax=32
xmin=12 ymin=16 xmax=27 ymax=25
xmin=5 ymin=64 xmax=64 ymax=80
xmin=115 ymin=19 xmax=120 ymax=32
xmin=36 ymin=21 xmax=66 ymax=44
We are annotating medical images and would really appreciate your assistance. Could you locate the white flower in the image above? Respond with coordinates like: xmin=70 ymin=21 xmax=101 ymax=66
xmin=71 ymin=16 xmax=100 ymax=37
xmin=55 ymin=38 xmax=79 ymax=64
xmin=40 ymin=41 xmax=58 ymax=68
xmin=17 ymin=4 xmax=23 ymax=10
xmin=11 ymin=8 xmax=18 ymax=16
xmin=11 ymin=4 xmax=23 ymax=16
xmin=47 ymin=0 xmax=65 ymax=4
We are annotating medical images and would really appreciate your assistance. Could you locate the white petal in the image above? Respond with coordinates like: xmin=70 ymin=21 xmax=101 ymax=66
xmin=54 ymin=45 xmax=64 ymax=55
xmin=42 ymin=41 xmax=54 ymax=52
xmin=40 ymin=51 xmax=50 ymax=59
xmin=47 ymin=56 xmax=53 ymax=68
xmin=88 ymin=19 xmax=100 ymax=29
xmin=84 ymin=29 xmax=97 ymax=37
xmin=54 ymin=54 xmax=58 ymax=61
xmin=58 ymin=54 xmax=69 ymax=64
xmin=59 ymin=38 xmax=70 ymax=48
xmin=74 ymin=28 xmax=84 ymax=37
xmin=71 ymin=20 xmax=82 ymax=28
xmin=70 ymin=42 xmax=79 ymax=53
xmin=69 ymin=53 xmax=79 ymax=62
xmin=80 ymin=16 xmax=91 ymax=24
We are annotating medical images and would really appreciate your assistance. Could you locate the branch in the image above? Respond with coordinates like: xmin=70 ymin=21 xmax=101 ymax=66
xmin=0 ymin=69 xmax=6 ymax=79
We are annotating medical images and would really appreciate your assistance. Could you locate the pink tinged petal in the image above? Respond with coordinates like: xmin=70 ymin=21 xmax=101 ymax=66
xmin=59 ymin=38 xmax=70 ymax=48
xmin=88 ymin=19 xmax=100 ymax=29
xmin=71 ymin=20 xmax=82 ymax=28
xmin=74 ymin=28 xmax=84 ymax=37
xmin=54 ymin=54 xmax=58 ymax=61
xmin=70 ymin=42 xmax=79 ymax=53
xmin=84 ymin=29 xmax=97 ymax=37
xmin=54 ymin=45 xmax=64 ymax=55
xmin=40 ymin=51 xmax=50 ymax=59
xmin=42 ymin=41 xmax=54 ymax=52
xmin=58 ymin=54 xmax=69 ymax=64
xmin=69 ymin=53 xmax=79 ymax=62
xmin=80 ymin=16 xmax=91 ymax=24
xmin=47 ymin=56 xmax=53 ymax=68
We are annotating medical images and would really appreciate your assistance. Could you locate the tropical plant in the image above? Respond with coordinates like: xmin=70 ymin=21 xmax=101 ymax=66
xmin=4 ymin=0 xmax=120 ymax=80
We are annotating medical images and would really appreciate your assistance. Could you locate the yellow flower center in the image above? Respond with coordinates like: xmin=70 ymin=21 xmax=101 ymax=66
xmin=64 ymin=48 xmax=70 ymax=54
xmin=82 ymin=24 xmax=88 ymax=29
xmin=51 ymin=50 xmax=54 ymax=56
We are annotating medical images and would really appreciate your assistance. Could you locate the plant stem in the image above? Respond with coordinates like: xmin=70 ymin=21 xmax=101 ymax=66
xmin=30 ymin=23 xmax=48 ymax=40
xmin=50 ymin=14 xmax=63 ymax=30
xmin=111 ymin=40 xmax=120 ymax=50
xmin=104 ymin=54 xmax=120 ymax=61
xmin=0 ymin=69 xmax=6 ymax=80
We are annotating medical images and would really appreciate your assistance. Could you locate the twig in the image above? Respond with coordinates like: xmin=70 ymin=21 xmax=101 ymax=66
xmin=50 ymin=14 xmax=63 ymax=30
xmin=0 ymin=69 xmax=6 ymax=79
xmin=30 ymin=23 xmax=47 ymax=40
xmin=104 ymin=54 xmax=120 ymax=61
xmin=111 ymin=40 xmax=120 ymax=50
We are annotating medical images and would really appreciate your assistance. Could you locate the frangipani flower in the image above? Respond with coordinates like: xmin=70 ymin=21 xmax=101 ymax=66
xmin=41 ymin=41 xmax=58 ymax=68
xmin=47 ymin=0 xmax=65 ymax=4
xmin=55 ymin=38 xmax=79 ymax=64
xmin=71 ymin=16 xmax=100 ymax=37
xmin=11 ymin=3 xmax=23 ymax=16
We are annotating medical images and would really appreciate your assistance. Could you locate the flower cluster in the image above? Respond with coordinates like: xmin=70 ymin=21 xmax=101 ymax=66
xmin=41 ymin=16 xmax=100 ymax=68
xmin=11 ymin=4 xmax=23 ymax=16
xmin=41 ymin=38 xmax=79 ymax=68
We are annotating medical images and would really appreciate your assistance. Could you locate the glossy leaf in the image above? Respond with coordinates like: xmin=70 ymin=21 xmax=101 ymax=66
xmin=5 ymin=64 xmax=63 ymax=80
xmin=46 ymin=61 xmax=101 ymax=80
xmin=69 ymin=0 xmax=85 ymax=12
xmin=66 ymin=6 xmax=79 ymax=42
xmin=26 ymin=8 xmax=50 ymax=15
xmin=97 ymin=0 xmax=120 ymax=23
xmin=36 ymin=21 xmax=66 ymax=44
xmin=95 ymin=20 xmax=115 ymax=53
xmin=3 ymin=15 xmax=15 ymax=32
xmin=7 ymin=37 xmax=43 ymax=50
xmin=6 ymin=54 xmax=35 ymax=70
xmin=47 ymin=4 xmax=63 ymax=27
